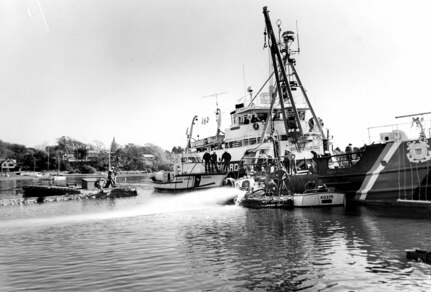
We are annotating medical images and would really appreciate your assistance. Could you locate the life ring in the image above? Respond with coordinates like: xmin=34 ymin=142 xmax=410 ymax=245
xmin=267 ymin=181 xmax=278 ymax=195
xmin=253 ymin=123 xmax=259 ymax=130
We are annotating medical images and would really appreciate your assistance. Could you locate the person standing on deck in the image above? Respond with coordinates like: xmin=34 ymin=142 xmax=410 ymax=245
xmin=310 ymin=151 xmax=319 ymax=173
xmin=203 ymin=151 xmax=211 ymax=173
xmin=287 ymin=151 xmax=296 ymax=174
xmin=221 ymin=151 xmax=232 ymax=172
xmin=345 ymin=143 xmax=353 ymax=166
xmin=211 ymin=152 xmax=218 ymax=173
xmin=105 ymin=167 xmax=117 ymax=188
xmin=283 ymin=150 xmax=291 ymax=174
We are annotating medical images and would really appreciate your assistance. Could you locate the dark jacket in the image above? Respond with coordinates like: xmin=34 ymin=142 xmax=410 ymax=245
xmin=221 ymin=152 xmax=231 ymax=162
xmin=203 ymin=152 xmax=211 ymax=162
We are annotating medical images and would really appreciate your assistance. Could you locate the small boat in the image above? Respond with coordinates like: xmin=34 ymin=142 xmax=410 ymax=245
xmin=236 ymin=189 xmax=293 ymax=209
xmin=406 ymin=249 xmax=431 ymax=264
xmin=92 ymin=187 xmax=138 ymax=199
xmin=152 ymin=153 xmax=227 ymax=192
xmin=293 ymin=187 xmax=345 ymax=207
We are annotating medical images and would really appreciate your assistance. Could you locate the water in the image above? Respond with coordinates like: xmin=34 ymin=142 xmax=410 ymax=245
xmin=1 ymin=179 xmax=431 ymax=291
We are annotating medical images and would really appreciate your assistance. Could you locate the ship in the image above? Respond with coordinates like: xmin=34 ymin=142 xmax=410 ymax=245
xmin=182 ymin=6 xmax=329 ymax=193
xmin=315 ymin=113 xmax=431 ymax=208
xmin=151 ymin=150 xmax=227 ymax=192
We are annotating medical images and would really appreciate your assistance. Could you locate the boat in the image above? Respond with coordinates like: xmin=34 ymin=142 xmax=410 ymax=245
xmin=231 ymin=149 xmax=298 ymax=208
xmin=237 ymin=190 xmax=294 ymax=209
xmin=179 ymin=7 xmax=330 ymax=193
xmin=293 ymin=186 xmax=345 ymax=207
xmin=22 ymin=185 xmax=81 ymax=197
xmin=22 ymin=174 xmax=139 ymax=199
xmin=315 ymin=113 xmax=431 ymax=208
xmin=406 ymin=249 xmax=431 ymax=264
xmin=22 ymin=175 xmax=80 ymax=197
xmin=151 ymin=151 xmax=227 ymax=192
xmin=91 ymin=187 xmax=138 ymax=199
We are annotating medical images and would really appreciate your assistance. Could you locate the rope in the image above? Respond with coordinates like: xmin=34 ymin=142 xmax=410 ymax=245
xmin=247 ymin=72 xmax=275 ymax=107
xmin=415 ymin=162 xmax=421 ymax=200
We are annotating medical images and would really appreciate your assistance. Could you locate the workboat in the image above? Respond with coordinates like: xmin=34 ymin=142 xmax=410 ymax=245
xmin=293 ymin=186 xmax=345 ymax=207
xmin=316 ymin=113 xmax=431 ymax=208
xmin=182 ymin=7 xmax=330 ymax=192
xmin=232 ymin=169 xmax=343 ymax=208
xmin=237 ymin=190 xmax=294 ymax=209
xmin=22 ymin=175 xmax=80 ymax=197
xmin=232 ymin=174 xmax=294 ymax=209
xmin=151 ymin=152 xmax=227 ymax=192
xmin=22 ymin=185 xmax=80 ymax=197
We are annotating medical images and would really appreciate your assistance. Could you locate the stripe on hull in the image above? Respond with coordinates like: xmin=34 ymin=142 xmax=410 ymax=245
xmin=356 ymin=141 xmax=402 ymax=201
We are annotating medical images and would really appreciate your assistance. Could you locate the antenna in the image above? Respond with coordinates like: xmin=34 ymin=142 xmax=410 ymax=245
xmin=202 ymin=91 xmax=227 ymax=108
xmin=296 ymin=20 xmax=301 ymax=54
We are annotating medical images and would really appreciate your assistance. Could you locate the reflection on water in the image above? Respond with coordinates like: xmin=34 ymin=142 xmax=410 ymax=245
xmin=0 ymin=181 xmax=431 ymax=291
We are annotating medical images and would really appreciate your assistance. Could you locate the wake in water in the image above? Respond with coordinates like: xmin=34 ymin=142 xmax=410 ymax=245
xmin=0 ymin=187 xmax=241 ymax=229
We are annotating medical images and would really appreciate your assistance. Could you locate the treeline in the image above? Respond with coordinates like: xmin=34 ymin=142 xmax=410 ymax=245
xmin=0 ymin=136 xmax=185 ymax=173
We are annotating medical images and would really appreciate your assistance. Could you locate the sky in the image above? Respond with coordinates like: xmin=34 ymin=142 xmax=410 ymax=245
xmin=1 ymin=0 xmax=431 ymax=151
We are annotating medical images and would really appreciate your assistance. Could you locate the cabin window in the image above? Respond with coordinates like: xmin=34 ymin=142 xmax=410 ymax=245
xmin=258 ymin=113 xmax=267 ymax=121
xmin=243 ymin=139 xmax=249 ymax=146
xmin=280 ymin=135 xmax=288 ymax=141
xmin=257 ymin=137 xmax=262 ymax=143
xmin=249 ymin=138 xmax=256 ymax=145
xmin=299 ymin=111 xmax=305 ymax=120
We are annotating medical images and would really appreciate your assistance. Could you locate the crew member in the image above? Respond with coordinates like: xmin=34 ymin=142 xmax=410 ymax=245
xmin=221 ymin=151 xmax=232 ymax=172
xmin=283 ymin=150 xmax=291 ymax=174
xmin=345 ymin=143 xmax=353 ymax=166
xmin=288 ymin=151 xmax=296 ymax=174
xmin=310 ymin=151 xmax=319 ymax=173
xmin=211 ymin=152 xmax=218 ymax=173
xmin=105 ymin=167 xmax=117 ymax=188
xmin=265 ymin=179 xmax=278 ymax=196
xmin=203 ymin=151 xmax=211 ymax=173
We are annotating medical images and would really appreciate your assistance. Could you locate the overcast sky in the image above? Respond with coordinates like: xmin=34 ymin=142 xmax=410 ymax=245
xmin=1 ymin=0 xmax=430 ymax=150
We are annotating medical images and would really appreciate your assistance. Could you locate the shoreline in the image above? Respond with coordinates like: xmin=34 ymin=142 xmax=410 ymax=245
xmin=0 ymin=172 xmax=150 ymax=182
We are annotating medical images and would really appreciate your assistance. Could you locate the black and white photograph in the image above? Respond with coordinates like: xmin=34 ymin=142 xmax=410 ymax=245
xmin=1 ymin=1 xmax=431 ymax=291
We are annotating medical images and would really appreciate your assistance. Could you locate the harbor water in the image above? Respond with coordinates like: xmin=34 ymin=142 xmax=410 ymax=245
xmin=1 ymin=178 xmax=431 ymax=291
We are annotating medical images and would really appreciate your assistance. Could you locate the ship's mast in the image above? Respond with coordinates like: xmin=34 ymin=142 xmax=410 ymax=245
xmin=281 ymin=32 xmax=326 ymax=139
xmin=263 ymin=6 xmax=303 ymax=137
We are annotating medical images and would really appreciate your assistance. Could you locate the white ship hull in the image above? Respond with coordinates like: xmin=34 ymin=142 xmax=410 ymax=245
xmin=293 ymin=191 xmax=345 ymax=207
xmin=153 ymin=173 xmax=226 ymax=192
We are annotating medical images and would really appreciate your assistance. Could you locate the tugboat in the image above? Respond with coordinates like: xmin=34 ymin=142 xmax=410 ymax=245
xmin=183 ymin=7 xmax=330 ymax=195
xmin=316 ymin=113 xmax=431 ymax=208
